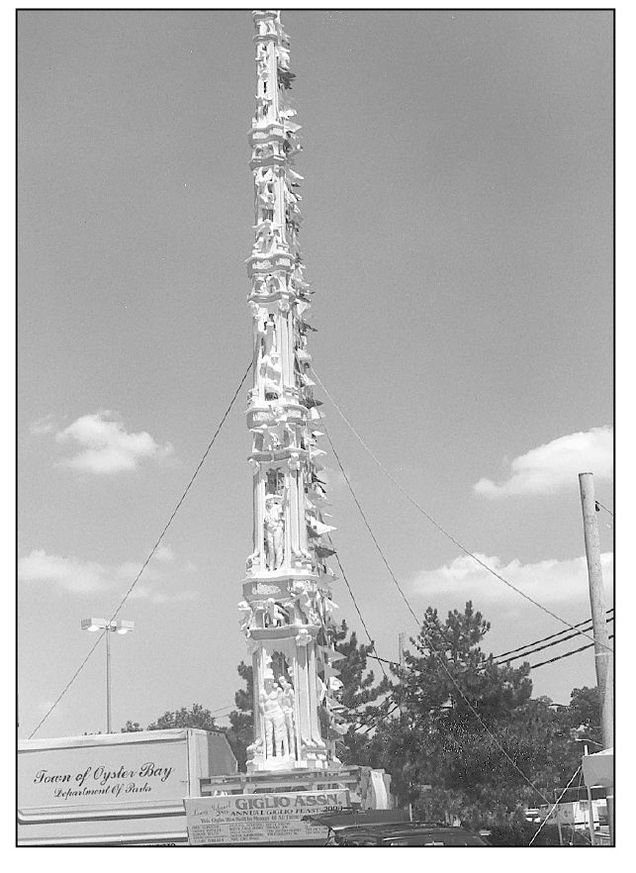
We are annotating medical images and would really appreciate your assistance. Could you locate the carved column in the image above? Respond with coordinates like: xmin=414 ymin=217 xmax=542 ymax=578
xmin=240 ymin=9 xmax=344 ymax=773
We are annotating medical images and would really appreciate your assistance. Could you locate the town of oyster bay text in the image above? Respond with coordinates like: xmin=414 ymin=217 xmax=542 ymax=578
xmin=32 ymin=762 xmax=174 ymax=800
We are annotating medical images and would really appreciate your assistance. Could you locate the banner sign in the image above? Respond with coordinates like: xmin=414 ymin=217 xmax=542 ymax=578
xmin=184 ymin=790 xmax=349 ymax=845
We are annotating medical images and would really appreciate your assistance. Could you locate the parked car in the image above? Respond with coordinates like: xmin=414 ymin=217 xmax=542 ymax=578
xmin=332 ymin=822 xmax=490 ymax=847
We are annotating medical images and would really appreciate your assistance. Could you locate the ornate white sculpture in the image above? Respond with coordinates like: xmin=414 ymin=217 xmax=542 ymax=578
xmin=256 ymin=42 xmax=268 ymax=77
xmin=264 ymin=597 xmax=287 ymax=626
xmin=254 ymin=222 xmax=275 ymax=254
xmin=260 ymin=675 xmax=289 ymax=758
xmin=237 ymin=599 xmax=252 ymax=633
xmin=279 ymin=677 xmax=296 ymax=757
xmin=255 ymin=167 xmax=276 ymax=210
xmin=255 ymin=95 xmax=272 ymax=122
xmin=243 ymin=11 xmax=339 ymax=772
xmin=256 ymin=16 xmax=277 ymax=37
xmin=265 ymin=273 xmax=281 ymax=295
xmin=264 ymin=495 xmax=285 ymax=570
xmin=258 ymin=314 xmax=279 ymax=377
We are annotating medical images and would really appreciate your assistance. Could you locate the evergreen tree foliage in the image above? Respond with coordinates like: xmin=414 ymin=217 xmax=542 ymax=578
xmin=360 ymin=602 xmax=589 ymax=828
xmin=326 ymin=620 xmax=391 ymax=764
xmin=146 ymin=702 xmax=218 ymax=731
xmin=225 ymin=661 xmax=254 ymax=771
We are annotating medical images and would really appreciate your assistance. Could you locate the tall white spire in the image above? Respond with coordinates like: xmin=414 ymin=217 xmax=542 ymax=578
xmin=239 ymin=9 xmax=344 ymax=772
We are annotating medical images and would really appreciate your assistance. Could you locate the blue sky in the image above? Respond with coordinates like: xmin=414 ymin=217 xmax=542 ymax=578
xmin=18 ymin=9 xmax=613 ymax=739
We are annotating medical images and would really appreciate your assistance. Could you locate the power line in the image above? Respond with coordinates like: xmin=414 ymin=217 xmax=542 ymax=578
xmin=595 ymin=500 xmax=613 ymax=518
xmin=312 ymin=368 xmax=613 ymax=655
xmin=357 ymin=699 xmax=400 ymax=735
xmin=494 ymin=615 xmax=614 ymax=666
xmin=28 ymin=362 xmax=253 ymax=739
xmin=321 ymin=423 xmax=552 ymax=806
xmin=493 ymin=608 xmax=614 ymax=660
xmin=527 ymin=634 xmax=613 ymax=671
xmin=367 ymin=654 xmax=399 ymax=668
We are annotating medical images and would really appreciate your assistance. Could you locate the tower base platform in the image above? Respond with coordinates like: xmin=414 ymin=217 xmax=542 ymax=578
xmin=199 ymin=764 xmax=393 ymax=809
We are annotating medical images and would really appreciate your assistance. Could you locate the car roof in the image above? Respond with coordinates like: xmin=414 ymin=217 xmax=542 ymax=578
xmin=337 ymin=821 xmax=451 ymax=835
xmin=335 ymin=824 xmax=487 ymax=845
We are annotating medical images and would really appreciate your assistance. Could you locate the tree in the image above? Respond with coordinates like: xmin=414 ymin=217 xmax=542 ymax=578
xmin=362 ymin=602 xmax=580 ymax=829
xmin=326 ymin=620 xmax=391 ymax=764
xmin=146 ymin=703 xmax=217 ymax=731
xmin=225 ymin=661 xmax=254 ymax=771
xmin=563 ymin=686 xmax=602 ymax=748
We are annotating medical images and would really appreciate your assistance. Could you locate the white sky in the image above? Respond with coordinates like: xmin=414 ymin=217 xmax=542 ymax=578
xmin=17 ymin=7 xmax=615 ymax=742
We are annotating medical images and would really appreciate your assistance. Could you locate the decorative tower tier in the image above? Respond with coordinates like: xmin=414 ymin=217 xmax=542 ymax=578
xmin=239 ymin=9 xmax=345 ymax=772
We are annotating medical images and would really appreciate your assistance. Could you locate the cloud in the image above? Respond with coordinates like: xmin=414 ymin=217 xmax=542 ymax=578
xmin=127 ymin=585 xmax=198 ymax=604
xmin=18 ymin=546 xmax=198 ymax=604
xmin=412 ymin=552 xmax=613 ymax=608
xmin=474 ymin=426 xmax=613 ymax=499
xmin=154 ymin=544 xmax=175 ymax=563
xmin=18 ymin=550 xmax=109 ymax=594
xmin=35 ymin=410 xmax=173 ymax=474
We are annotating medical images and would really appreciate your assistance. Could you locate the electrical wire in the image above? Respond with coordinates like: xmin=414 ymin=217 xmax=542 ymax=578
xmin=28 ymin=361 xmax=253 ymax=739
xmin=527 ymin=634 xmax=613 ymax=671
xmin=357 ymin=700 xmax=400 ymax=735
xmin=595 ymin=500 xmax=613 ymax=518
xmin=494 ymin=616 xmax=614 ymax=666
xmin=367 ymin=654 xmax=399 ymax=668
xmin=493 ymin=608 xmax=614 ymax=660
xmin=312 ymin=368 xmax=613 ymax=655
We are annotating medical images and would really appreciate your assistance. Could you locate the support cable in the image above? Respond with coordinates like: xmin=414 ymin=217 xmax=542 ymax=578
xmin=528 ymin=766 xmax=582 ymax=846
xmin=311 ymin=368 xmax=613 ymax=654
xmin=28 ymin=361 xmax=253 ymax=739
xmin=328 ymin=539 xmax=388 ymax=680
xmin=324 ymin=430 xmax=421 ymax=628
xmin=321 ymin=425 xmax=552 ymax=805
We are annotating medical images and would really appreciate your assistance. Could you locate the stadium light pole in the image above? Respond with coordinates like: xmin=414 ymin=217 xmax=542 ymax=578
xmin=81 ymin=618 xmax=135 ymax=733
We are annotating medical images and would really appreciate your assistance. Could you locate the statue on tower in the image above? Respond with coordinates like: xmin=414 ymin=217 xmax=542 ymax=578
xmin=260 ymin=674 xmax=289 ymax=759
xmin=264 ymin=495 xmax=285 ymax=570
xmin=279 ymin=676 xmax=296 ymax=758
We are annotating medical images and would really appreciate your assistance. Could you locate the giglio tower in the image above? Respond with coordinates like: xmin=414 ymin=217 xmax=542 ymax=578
xmin=238 ymin=9 xmax=345 ymax=773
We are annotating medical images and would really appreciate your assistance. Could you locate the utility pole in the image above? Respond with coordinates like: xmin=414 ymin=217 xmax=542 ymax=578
xmin=554 ymin=789 xmax=564 ymax=847
xmin=398 ymin=633 xmax=406 ymax=668
xmin=105 ymin=628 xmax=112 ymax=734
xmin=578 ymin=472 xmax=614 ymax=842
xmin=583 ymin=742 xmax=596 ymax=846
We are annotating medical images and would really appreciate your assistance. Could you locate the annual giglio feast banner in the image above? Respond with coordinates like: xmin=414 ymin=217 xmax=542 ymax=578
xmin=184 ymin=790 xmax=349 ymax=845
